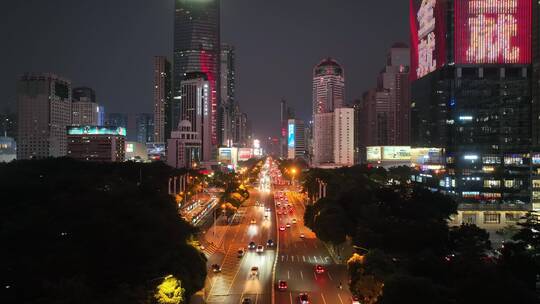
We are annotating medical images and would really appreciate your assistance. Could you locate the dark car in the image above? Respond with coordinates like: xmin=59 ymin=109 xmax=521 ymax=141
xmin=242 ymin=298 xmax=252 ymax=304
xmin=211 ymin=264 xmax=221 ymax=273
xmin=248 ymin=241 xmax=256 ymax=250
xmin=298 ymin=293 xmax=310 ymax=304
xmin=266 ymin=239 xmax=275 ymax=247
xmin=278 ymin=280 xmax=288 ymax=291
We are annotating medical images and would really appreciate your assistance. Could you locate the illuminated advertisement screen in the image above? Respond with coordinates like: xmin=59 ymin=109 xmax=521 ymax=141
xmin=366 ymin=147 xmax=382 ymax=161
xmin=410 ymin=0 xmax=447 ymax=80
xmin=238 ymin=148 xmax=254 ymax=161
xmin=455 ymin=0 xmax=531 ymax=64
xmin=219 ymin=148 xmax=232 ymax=163
xmin=288 ymin=123 xmax=295 ymax=148
xmin=383 ymin=146 xmax=411 ymax=161
xmin=67 ymin=126 xmax=127 ymax=137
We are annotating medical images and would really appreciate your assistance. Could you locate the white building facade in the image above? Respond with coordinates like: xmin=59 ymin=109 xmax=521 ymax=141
xmin=334 ymin=108 xmax=355 ymax=166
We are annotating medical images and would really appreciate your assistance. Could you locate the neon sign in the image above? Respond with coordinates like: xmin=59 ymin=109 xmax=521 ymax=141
xmin=417 ymin=0 xmax=437 ymax=78
xmin=455 ymin=0 xmax=531 ymax=64
xmin=288 ymin=123 xmax=295 ymax=148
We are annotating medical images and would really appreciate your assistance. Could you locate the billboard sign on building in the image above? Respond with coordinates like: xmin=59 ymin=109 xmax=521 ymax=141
xmin=410 ymin=0 xmax=447 ymax=80
xmin=238 ymin=148 xmax=254 ymax=161
xmin=367 ymin=146 xmax=383 ymax=161
xmin=383 ymin=146 xmax=412 ymax=161
xmin=454 ymin=0 xmax=532 ymax=64
xmin=288 ymin=122 xmax=295 ymax=148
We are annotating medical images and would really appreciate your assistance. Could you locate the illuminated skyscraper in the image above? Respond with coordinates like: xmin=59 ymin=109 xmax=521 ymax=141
xmin=410 ymin=0 xmax=535 ymax=206
xmin=153 ymin=56 xmax=172 ymax=143
xmin=312 ymin=58 xmax=345 ymax=167
xmin=174 ymin=0 xmax=220 ymax=156
xmin=179 ymin=72 xmax=212 ymax=161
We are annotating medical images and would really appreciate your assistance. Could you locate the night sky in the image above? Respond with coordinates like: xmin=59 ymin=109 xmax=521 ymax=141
xmin=1 ymin=0 xmax=409 ymax=138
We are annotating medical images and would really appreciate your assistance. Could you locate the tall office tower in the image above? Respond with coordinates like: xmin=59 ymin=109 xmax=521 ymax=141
xmin=135 ymin=113 xmax=154 ymax=144
xmin=280 ymin=99 xmax=295 ymax=158
xmin=312 ymin=58 xmax=345 ymax=115
xmin=379 ymin=43 xmax=411 ymax=145
xmin=219 ymin=44 xmax=235 ymax=146
xmin=174 ymin=0 xmax=220 ymax=153
xmin=17 ymin=73 xmax=72 ymax=159
xmin=287 ymin=119 xmax=306 ymax=160
xmin=410 ymin=0 xmax=534 ymax=205
xmin=71 ymin=87 xmax=102 ymax=126
xmin=233 ymin=111 xmax=250 ymax=147
xmin=179 ymin=72 xmax=212 ymax=161
xmin=334 ymin=108 xmax=355 ymax=167
xmin=106 ymin=113 xmax=128 ymax=129
xmin=153 ymin=56 xmax=172 ymax=144
xmin=312 ymin=58 xmax=344 ymax=166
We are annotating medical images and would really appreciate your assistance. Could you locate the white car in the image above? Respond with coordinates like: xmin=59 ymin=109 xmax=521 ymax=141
xmin=292 ymin=218 xmax=297 ymax=224
xmin=256 ymin=245 xmax=264 ymax=253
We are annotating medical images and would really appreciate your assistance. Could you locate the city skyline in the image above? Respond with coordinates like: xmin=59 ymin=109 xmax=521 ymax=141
xmin=0 ymin=0 xmax=409 ymax=139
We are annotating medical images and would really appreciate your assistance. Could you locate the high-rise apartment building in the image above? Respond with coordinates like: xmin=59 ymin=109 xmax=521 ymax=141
xmin=410 ymin=0 xmax=535 ymax=205
xmin=174 ymin=0 xmax=220 ymax=153
xmin=17 ymin=73 xmax=72 ymax=159
xmin=153 ymin=56 xmax=172 ymax=144
xmin=280 ymin=99 xmax=295 ymax=158
xmin=72 ymin=87 xmax=96 ymax=103
xmin=312 ymin=58 xmax=345 ymax=167
xmin=334 ymin=108 xmax=355 ymax=167
xmin=179 ymin=72 xmax=212 ymax=161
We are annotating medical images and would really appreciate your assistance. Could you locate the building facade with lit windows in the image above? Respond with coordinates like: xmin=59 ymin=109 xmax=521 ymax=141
xmin=67 ymin=126 xmax=126 ymax=162
xmin=179 ymin=72 xmax=212 ymax=161
xmin=167 ymin=120 xmax=201 ymax=169
xmin=153 ymin=56 xmax=172 ymax=144
xmin=312 ymin=58 xmax=345 ymax=167
xmin=174 ymin=0 xmax=220 ymax=155
xmin=287 ymin=119 xmax=306 ymax=160
xmin=17 ymin=73 xmax=72 ymax=160
xmin=410 ymin=0 xmax=538 ymax=210
xmin=334 ymin=108 xmax=355 ymax=167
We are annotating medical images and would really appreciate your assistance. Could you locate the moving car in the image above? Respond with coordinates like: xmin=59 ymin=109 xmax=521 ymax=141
xmin=298 ymin=293 xmax=310 ymax=304
xmin=256 ymin=245 xmax=264 ymax=253
xmin=211 ymin=264 xmax=221 ymax=273
xmin=300 ymin=233 xmax=305 ymax=238
xmin=315 ymin=265 xmax=325 ymax=274
xmin=278 ymin=280 xmax=288 ymax=291
xmin=248 ymin=241 xmax=256 ymax=250
xmin=292 ymin=218 xmax=297 ymax=224
xmin=277 ymin=211 xmax=282 ymax=215
xmin=286 ymin=223 xmax=291 ymax=228
xmin=237 ymin=248 xmax=245 ymax=257
xmin=250 ymin=266 xmax=259 ymax=278
xmin=242 ymin=298 xmax=252 ymax=304
xmin=250 ymin=219 xmax=256 ymax=224
xmin=266 ymin=239 xmax=274 ymax=247
xmin=279 ymin=226 xmax=286 ymax=231
xmin=351 ymin=296 xmax=361 ymax=304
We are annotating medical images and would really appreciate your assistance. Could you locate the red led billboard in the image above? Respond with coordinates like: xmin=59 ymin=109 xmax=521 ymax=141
xmin=454 ymin=0 xmax=532 ymax=64
xmin=410 ymin=0 xmax=447 ymax=80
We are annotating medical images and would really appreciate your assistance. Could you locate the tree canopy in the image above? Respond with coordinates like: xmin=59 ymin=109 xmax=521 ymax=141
xmin=0 ymin=158 xmax=207 ymax=304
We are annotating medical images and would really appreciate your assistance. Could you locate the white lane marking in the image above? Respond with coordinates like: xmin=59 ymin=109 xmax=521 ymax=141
xmin=308 ymin=256 xmax=312 ymax=262
xmin=320 ymin=256 xmax=325 ymax=263
xmin=287 ymin=270 xmax=290 ymax=279
xmin=321 ymin=292 xmax=328 ymax=304
xmin=291 ymin=255 xmax=294 ymax=262
xmin=297 ymin=255 xmax=300 ymax=261
xmin=289 ymin=292 xmax=293 ymax=304
xmin=313 ymin=271 xmax=317 ymax=280
xmin=303 ymin=256 xmax=306 ymax=262
xmin=300 ymin=270 xmax=303 ymax=279
xmin=314 ymin=256 xmax=318 ymax=263
xmin=338 ymin=293 xmax=344 ymax=304
xmin=328 ymin=271 xmax=333 ymax=281
xmin=255 ymin=293 xmax=259 ymax=304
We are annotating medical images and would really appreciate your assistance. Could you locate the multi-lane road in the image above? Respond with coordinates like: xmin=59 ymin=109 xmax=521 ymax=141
xmin=197 ymin=158 xmax=352 ymax=304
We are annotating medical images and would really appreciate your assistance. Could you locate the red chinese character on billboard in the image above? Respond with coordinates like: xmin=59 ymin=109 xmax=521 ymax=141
xmin=410 ymin=0 xmax=447 ymax=80
xmin=455 ymin=0 xmax=531 ymax=64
